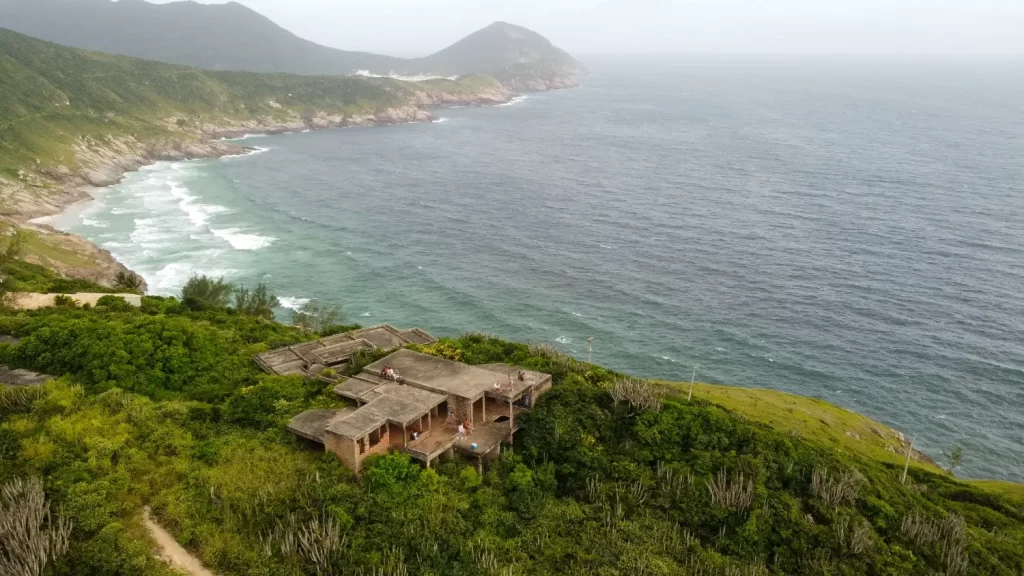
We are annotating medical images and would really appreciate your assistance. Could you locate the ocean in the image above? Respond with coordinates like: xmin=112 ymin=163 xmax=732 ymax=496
xmin=52 ymin=58 xmax=1024 ymax=482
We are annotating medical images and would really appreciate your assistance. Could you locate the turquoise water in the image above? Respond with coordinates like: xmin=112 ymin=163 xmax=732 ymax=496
xmin=57 ymin=59 xmax=1024 ymax=481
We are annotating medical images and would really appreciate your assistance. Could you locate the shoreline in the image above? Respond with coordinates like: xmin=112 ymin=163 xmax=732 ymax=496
xmin=16 ymin=87 xmax=537 ymax=286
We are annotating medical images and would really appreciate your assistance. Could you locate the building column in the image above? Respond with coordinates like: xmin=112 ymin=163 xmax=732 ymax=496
xmin=482 ymin=397 xmax=487 ymax=421
xmin=509 ymin=400 xmax=514 ymax=430
xmin=402 ymin=425 xmax=407 ymax=448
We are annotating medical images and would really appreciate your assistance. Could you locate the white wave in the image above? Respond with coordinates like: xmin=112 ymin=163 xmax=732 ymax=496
xmin=109 ymin=208 xmax=135 ymax=215
xmin=570 ymin=311 xmax=583 ymax=317
xmin=360 ymin=311 xmax=372 ymax=317
xmin=433 ymin=117 xmax=449 ymax=124
xmin=220 ymin=133 xmax=268 ymax=141
xmin=599 ymin=244 xmax=612 ymax=249
xmin=221 ymin=146 xmax=270 ymax=160
xmin=499 ymin=95 xmax=529 ymax=107
xmin=661 ymin=356 xmax=677 ymax=363
xmin=555 ymin=336 xmax=572 ymax=345
xmin=130 ymin=217 xmax=176 ymax=245
xmin=169 ymin=181 xmax=228 ymax=228
xmin=211 ymin=228 xmax=276 ymax=250
xmin=278 ymin=297 xmax=310 ymax=312
xmin=81 ymin=218 xmax=109 ymax=228
xmin=353 ymin=70 xmax=459 ymax=82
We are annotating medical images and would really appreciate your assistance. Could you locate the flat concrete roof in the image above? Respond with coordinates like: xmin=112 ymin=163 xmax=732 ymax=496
xmin=366 ymin=349 xmax=510 ymax=401
xmin=327 ymin=410 xmax=387 ymax=440
xmin=255 ymin=325 xmax=438 ymax=375
xmin=477 ymin=363 xmax=551 ymax=399
xmin=351 ymin=325 xmax=411 ymax=349
xmin=288 ymin=408 xmax=356 ymax=443
xmin=326 ymin=383 xmax=446 ymax=439
xmin=361 ymin=385 xmax=446 ymax=427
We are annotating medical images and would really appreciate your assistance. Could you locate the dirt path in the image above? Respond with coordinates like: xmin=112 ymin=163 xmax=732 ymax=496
xmin=142 ymin=507 xmax=216 ymax=576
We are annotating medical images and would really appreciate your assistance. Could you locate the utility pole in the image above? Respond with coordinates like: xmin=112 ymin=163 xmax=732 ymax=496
xmin=688 ymin=365 xmax=698 ymax=401
xmin=587 ymin=337 xmax=594 ymax=364
xmin=901 ymin=438 xmax=914 ymax=485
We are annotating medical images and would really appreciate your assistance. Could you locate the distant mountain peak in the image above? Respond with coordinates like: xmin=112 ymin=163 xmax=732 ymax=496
xmin=0 ymin=0 xmax=585 ymax=90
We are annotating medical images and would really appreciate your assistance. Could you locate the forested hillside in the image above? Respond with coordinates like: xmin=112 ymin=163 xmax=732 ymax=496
xmin=1 ymin=295 xmax=1022 ymax=575
xmin=0 ymin=27 xmax=502 ymax=191
xmin=0 ymin=0 xmax=586 ymax=86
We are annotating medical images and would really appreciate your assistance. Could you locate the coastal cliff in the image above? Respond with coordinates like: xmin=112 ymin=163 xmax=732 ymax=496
xmin=0 ymin=29 xmax=516 ymax=287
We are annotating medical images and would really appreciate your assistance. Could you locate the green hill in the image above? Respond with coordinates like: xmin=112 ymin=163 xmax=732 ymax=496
xmin=0 ymin=0 xmax=586 ymax=89
xmin=0 ymin=26 xmax=505 ymax=187
xmin=0 ymin=27 xmax=508 ymax=283
xmin=0 ymin=301 xmax=1022 ymax=575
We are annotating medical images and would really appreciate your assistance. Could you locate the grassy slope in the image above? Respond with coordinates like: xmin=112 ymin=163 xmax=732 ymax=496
xmin=664 ymin=381 xmax=938 ymax=471
xmin=663 ymin=380 xmax=1024 ymax=496
xmin=0 ymin=27 xmax=496 ymax=182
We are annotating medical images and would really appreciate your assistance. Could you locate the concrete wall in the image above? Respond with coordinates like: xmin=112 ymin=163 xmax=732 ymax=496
xmin=12 ymin=293 xmax=142 ymax=310
xmin=530 ymin=379 xmax=553 ymax=407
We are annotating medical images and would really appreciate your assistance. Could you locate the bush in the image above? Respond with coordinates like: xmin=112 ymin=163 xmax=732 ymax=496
xmin=222 ymin=376 xmax=306 ymax=428
xmin=113 ymin=271 xmax=145 ymax=293
xmin=95 ymin=295 xmax=133 ymax=312
xmin=232 ymin=282 xmax=279 ymax=320
xmin=52 ymin=294 xmax=78 ymax=308
xmin=181 ymin=275 xmax=233 ymax=312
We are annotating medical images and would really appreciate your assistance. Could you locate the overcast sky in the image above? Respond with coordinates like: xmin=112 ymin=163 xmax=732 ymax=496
xmin=148 ymin=0 xmax=1024 ymax=57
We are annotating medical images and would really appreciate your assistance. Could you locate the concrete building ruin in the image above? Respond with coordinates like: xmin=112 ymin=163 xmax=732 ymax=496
xmin=275 ymin=342 xmax=552 ymax=474
xmin=254 ymin=324 xmax=438 ymax=377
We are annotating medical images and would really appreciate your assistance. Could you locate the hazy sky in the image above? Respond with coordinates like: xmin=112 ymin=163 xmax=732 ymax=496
xmin=148 ymin=0 xmax=1024 ymax=57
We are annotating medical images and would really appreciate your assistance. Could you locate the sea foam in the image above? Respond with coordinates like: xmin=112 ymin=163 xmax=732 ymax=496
xmin=278 ymin=297 xmax=310 ymax=311
xmin=211 ymin=228 xmax=276 ymax=250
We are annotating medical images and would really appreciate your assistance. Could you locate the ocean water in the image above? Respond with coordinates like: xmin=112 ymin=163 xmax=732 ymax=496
xmin=56 ymin=58 xmax=1024 ymax=482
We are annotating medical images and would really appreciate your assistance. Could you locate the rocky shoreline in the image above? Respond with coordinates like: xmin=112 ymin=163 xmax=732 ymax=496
xmin=4 ymin=81 xmax=537 ymax=288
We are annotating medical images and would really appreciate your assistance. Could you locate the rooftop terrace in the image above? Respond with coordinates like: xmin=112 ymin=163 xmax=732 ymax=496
xmin=254 ymin=324 xmax=438 ymax=376
xmin=364 ymin=349 xmax=519 ymax=401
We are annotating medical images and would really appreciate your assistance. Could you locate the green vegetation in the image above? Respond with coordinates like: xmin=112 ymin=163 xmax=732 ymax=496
xmin=1 ymin=303 xmax=1022 ymax=575
xmin=114 ymin=271 xmax=145 ymax=294
xmin=180 ymin=275 xmax=234 ymax=312
xmin=291 ymin=299 xmax=344 ymax=333
xmin=663 ymin=380 xmax=946 ymax=475
xmin=3 ymin=258 xmax=114 ymax=295
xmin=0 ymin=233 xmax=116 ymax=297
xmin=0 ymin=28 xmax=500 ymax=192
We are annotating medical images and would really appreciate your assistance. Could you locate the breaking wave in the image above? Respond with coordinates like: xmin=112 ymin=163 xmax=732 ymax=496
xmin=211 ymin=228 xmax=276 ymax=250
xmin=278 ymin=297 xmax=310 ymax=312
xmin=353 ymin=70 xmax=459 ymax=82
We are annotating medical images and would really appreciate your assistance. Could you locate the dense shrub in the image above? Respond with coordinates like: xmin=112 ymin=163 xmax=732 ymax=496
xmin=1 ymin=315 xmax=1022 ymax=576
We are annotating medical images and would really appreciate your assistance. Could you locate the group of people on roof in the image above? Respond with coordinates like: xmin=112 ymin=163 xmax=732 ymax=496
xmin=380 ymin=365 xmax=403 ymax=383
xmin=492 ymin=371 xmax=526 ymax=394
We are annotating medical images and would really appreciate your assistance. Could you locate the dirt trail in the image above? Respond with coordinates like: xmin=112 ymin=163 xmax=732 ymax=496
xmin=142 ymin=507 xmax=216 ymax=576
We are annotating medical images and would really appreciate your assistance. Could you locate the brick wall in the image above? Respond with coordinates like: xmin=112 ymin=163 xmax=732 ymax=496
xmin=324 ymin=430 xmax=361 ymax=474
